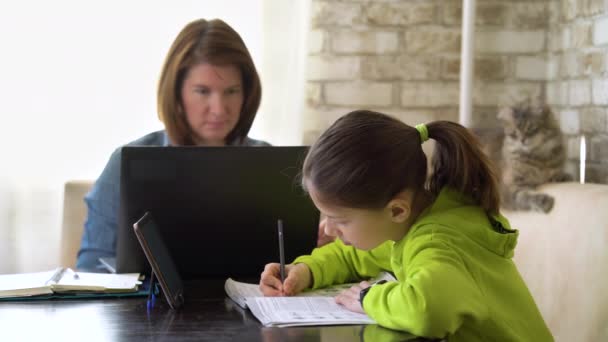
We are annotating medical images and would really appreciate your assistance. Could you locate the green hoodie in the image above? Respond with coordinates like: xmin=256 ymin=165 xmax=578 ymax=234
xmin=293 ymin=188 xmax=553 ymax=341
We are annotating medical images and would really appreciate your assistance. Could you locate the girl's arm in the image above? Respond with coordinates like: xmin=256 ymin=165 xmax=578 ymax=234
xmin=362 ymin=237 xmax=487 ymax=338
xmin=292 ymin=238 xmax=392 ymax=289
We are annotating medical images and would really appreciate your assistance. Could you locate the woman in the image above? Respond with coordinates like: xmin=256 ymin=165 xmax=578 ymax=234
xmin=76 ymin=18 xmax=269 ymax=271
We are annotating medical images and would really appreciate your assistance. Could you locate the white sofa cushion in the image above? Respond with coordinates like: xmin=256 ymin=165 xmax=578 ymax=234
xmin=504 ymin=182 xmax=608 ymax=342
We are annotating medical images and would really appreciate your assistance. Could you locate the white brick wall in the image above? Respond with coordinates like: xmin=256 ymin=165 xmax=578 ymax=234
xmin=362 ymin=56 xmax=440 ymax=81
xmin=569 ymin=79 xmax=592 ymax=106
xmin=508 ymin=2 xmax=550 ymax=28
xmin=311 ymin=2 xmax=362 ymax=27
xmin=325 ymin=82 xmax=392 ymax=107
xmin=366 ymin=2 xmax=436 ymax=26
xmin=390 ymin=110 xmax=439 ymax=126
xmin=560 ymin=110 xmax=581 ymax=134
xmin=590 ymin=134 xmax=608 ymax=161
xmin=546 ymin=81 xmax=570 ymax=106
xmin=560 ymin=50 xmax=578 ymax=77
xmin=405 ymin=28 xmax=461 ymax=54
xmin=516 ymin=56 xmax=549 ymax=80
xmin=306 ymin=83 xmax=322 ymax=106
xmin=308 ymin=30 xmax=324 ymax=54
xmin=581 ymin=107 xmax=607 ymax=132
xmin=476 ymin=31 xmax=546 ymax=54
xmin=565 ymin=136 xmax=581 ymax=162
xmin=544 ymin=0 xmax=608 ymax=183
xmin=307 ymin=56 xmax=360 ymax=81
xmin=400 ymin=83 xmax=459 ymax=107
xmin=572 ymin=22 xmax=592 ymax=48
xmin=562 ymin=27 xmax=572 ymax=50
xmin=563 ymin=0 xmax=578 ymax=21
xmin=592 ymin=78 xmax=608 ymax=105
xmin=304 ymin=0 xmax=607 ymax=183
xmin=548 ymin=29 xmax=562 ymax=52
xmin=593 ymin=15 xmax=608 ymax=45
xmin=546 ymin=55 xmax=560 ymax=80
xmin=305 ymin=107 xmax=358 ymax=130
xmin=331 ymin=31 xmax=399 ymax=54
xmin=474 ymin=83 xmax=543 ymax=107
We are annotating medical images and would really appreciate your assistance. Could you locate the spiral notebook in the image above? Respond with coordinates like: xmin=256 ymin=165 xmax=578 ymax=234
xmin=0 ymin=267 xmax=142 ymax=299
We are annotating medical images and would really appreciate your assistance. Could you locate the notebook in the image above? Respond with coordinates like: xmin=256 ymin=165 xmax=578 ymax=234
xmin=0 ymin=267 xmax=142 ymax=299
xmin=224 ymin=272 xmax=396 ymax=327
xmin=117 ymin=146 xmax=319 ymax=278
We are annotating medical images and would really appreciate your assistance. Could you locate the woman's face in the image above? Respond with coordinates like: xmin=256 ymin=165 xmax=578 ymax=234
xmin=180 ymin=63 xmax=244 ymax=146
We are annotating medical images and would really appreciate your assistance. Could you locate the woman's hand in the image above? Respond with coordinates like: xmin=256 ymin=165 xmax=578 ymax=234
xmin=334 ymin=281 xmax=371 ymax=314
xmin=317 ymin=218 xmax=335 ymax=247
xmin=259 ymin=263 xmax=312 ymax=296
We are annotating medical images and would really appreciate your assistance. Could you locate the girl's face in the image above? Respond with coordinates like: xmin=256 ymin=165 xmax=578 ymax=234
xmin=180 ymin=63 xmax=244 ymax=146
xmin=308 ymin=186 xmax=405 ymax=251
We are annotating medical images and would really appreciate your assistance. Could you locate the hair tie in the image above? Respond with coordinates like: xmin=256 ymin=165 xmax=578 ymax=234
xmin=415 ymin=124 xmax=429 ymax=144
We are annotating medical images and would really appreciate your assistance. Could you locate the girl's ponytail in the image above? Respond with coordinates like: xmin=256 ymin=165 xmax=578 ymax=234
xmin=426 ymin=121 xmax=500 ymax=214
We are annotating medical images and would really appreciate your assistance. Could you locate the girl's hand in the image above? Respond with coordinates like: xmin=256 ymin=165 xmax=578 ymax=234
xmin=334 ymin=281 xmax=371 ymax=314
xmin=259 ymin=263 xmax=312 ymax=296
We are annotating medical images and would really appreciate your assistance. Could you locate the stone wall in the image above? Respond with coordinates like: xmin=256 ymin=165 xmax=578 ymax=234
xmin=547 ymin=0 xmax=608 ymax=183
xmin=303 ymin=0 xmax=608 ymax=184
xmin=304 ymin=0 xmax=551 ymax=142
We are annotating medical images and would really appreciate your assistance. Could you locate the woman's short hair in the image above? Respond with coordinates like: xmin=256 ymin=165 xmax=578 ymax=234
xmin=157 ymin=18 xmax=262 ymax=145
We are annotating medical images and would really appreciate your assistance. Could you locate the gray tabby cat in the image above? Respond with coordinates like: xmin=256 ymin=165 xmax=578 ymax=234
xmin=498 ymin=100 xmax=572 ymax=213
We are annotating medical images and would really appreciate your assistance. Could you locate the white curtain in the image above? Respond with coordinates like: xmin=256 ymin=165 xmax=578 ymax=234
xmin=0 ymin=0 xmax=310 ymax=273
xmin=254 ymin=0 xmax=311 ymax=145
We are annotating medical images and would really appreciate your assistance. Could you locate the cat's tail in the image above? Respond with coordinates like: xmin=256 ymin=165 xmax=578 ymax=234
xmin=502 ymin=185 xmax=555 ymax=213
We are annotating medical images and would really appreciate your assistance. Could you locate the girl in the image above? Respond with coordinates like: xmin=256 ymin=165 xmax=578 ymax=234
xmin=259 ymin=110 xmax=553 ymax=341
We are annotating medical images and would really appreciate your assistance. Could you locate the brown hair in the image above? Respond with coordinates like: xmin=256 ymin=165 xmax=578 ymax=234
xmin=157 ymin=18 xmax=262 ymax=145
xmin=302 ymin=110 xmax=500 ymax=214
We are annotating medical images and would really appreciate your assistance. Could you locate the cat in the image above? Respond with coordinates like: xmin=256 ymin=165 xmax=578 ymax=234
xmin=496 ymin=100 xmax=572 ymax=213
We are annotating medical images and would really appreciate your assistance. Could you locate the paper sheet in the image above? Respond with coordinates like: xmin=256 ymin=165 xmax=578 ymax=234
xmin=54 ymin=271 xmax=142 ymax=292
xmin=247 ymin=296 xmax=376 ymax=327
xmin=0 ymin=271 xmax=56 ymax=297
xmin=224 ymin=278 xmax=263 ymax=308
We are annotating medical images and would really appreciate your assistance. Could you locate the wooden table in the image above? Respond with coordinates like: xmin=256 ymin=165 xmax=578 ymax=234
xmin=0 ymin=279 xmax=433 ymax=341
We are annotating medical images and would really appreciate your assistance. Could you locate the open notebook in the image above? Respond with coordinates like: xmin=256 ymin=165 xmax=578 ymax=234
xmin=0 ymin=267 xmax=142 ymax=299
xmin=224 ymin=271 xmax=396 ymax=327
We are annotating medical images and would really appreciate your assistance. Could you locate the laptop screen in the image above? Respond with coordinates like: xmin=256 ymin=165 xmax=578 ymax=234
xmin=116 ymin=146 xmax=319 ymax=279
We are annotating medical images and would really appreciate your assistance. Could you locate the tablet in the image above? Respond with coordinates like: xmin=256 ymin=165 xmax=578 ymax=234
xmin=133 ymin=212 xmax=184 ymax=309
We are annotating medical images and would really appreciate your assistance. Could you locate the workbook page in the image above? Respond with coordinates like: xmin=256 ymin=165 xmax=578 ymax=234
xmin=247 ymin=296 xmax=375 ymax=327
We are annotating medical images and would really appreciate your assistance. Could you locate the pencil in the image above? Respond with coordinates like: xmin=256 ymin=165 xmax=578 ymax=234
xmin=278 ymin=219 xmax=286 ymax=284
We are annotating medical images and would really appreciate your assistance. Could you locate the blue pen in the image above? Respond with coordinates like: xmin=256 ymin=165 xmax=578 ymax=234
xmin=147 ymin=272 xmax=156 ymax=310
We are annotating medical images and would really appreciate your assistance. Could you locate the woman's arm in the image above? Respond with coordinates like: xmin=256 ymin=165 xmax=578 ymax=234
xmin=75 ymin=148 xmax=122 ymax=271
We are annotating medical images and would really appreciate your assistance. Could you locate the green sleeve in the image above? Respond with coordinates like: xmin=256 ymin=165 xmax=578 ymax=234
xmin=362 ymin=236 xmax=488 ymax=338
xmin=293 ymin=239 xmax=392 ymax=289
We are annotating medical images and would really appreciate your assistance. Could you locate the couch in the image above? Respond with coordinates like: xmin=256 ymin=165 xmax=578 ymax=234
xmin=506 ymin=182 xmax=608 ymax=341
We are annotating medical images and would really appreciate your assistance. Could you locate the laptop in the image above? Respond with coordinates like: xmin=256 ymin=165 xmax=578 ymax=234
xmin=115 ymin=146 xmax=319 ymax=279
